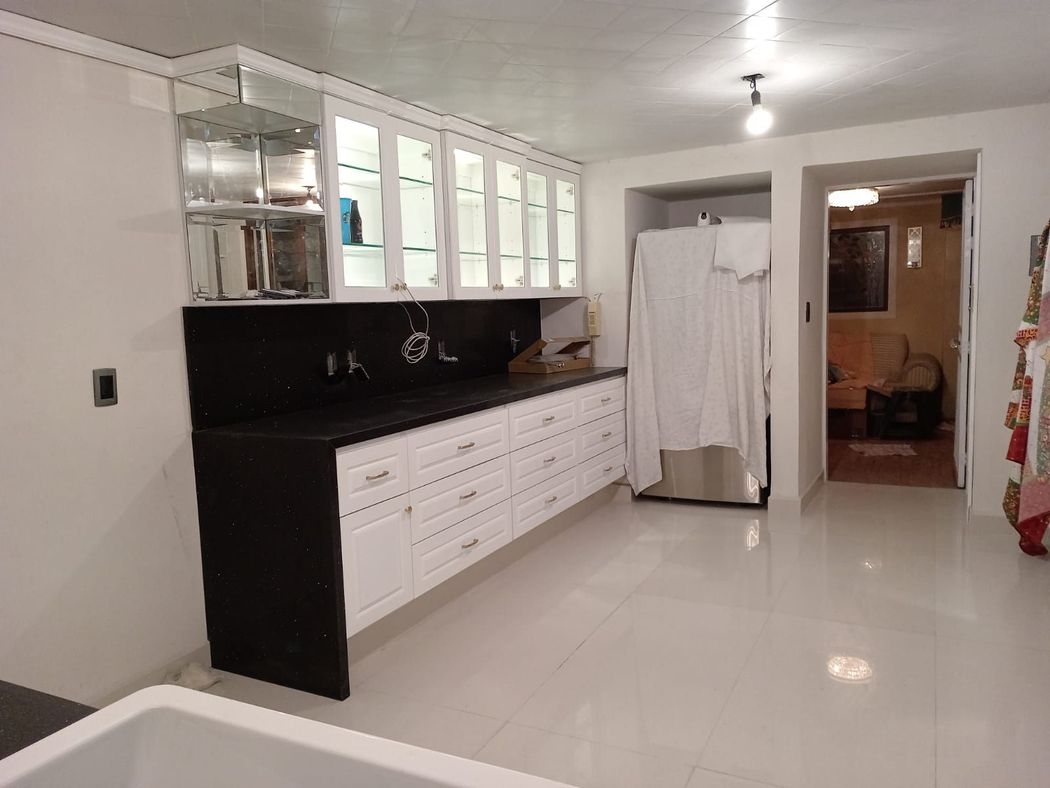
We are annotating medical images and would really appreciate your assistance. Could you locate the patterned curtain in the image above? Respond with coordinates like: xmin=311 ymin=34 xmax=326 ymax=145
xmin=1004 ymin=221 xmax=1050 ymax=555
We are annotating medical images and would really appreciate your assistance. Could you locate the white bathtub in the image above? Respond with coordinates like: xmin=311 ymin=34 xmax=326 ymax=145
xmin=0 ymin=686 xmax=571 ymax=787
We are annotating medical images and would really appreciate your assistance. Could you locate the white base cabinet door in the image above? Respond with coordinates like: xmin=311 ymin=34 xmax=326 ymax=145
xmin=340 ymin=493 xmax=414 ymax=636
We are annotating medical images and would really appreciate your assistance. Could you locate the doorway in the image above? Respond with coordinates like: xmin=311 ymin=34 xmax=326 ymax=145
xmin=823 ymin=176 xmax=977 ymax=490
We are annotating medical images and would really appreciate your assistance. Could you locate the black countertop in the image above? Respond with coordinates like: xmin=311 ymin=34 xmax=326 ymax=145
xmin=0 ymin=681 xmax=94 ymax=760
xmin=199 ymin=367 xmax=627 ymax=447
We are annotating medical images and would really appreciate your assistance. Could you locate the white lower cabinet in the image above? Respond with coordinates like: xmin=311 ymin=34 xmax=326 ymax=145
xmin=409 ymin=456 xmax=511 ymax=543
xmin=578 ymin=444 xmax=626 ymax=498
xmin=336 ymin=376 xmax=625 ymax=635
xmin=510 ymin=429 xmax=579 ymax=494
xmin=340 ymin=493 xmax=413 ymax=636
xmin=412 ymin=500 xmax=512 ymax=596
xmin=511 ymin=467 xmax=579 ymax=538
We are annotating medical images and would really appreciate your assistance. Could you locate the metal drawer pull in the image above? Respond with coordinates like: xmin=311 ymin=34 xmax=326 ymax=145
xmin=600 ymin=397 xmax=612 ymax=404
xmin=365 ymin=470 xmax=390 ymax=481
xmin=457 ymin=441 xmax=476 ymax=450
xmin=601 ymin=431 xmax=612 ymax=438
xmin=461 ymin=538 xmax=479 ymax=549
xmin=543 ymin=455 xmax=557 ymax=463
xmin=603 ymin=466 xmax=615 ymax=472
xmin=460 ymin=489 xmax=478 ymax=500
xmin=545 ymin=495 xmax=558 ymax=504
xmin=542 ymin=415 xmax=556 ymax=423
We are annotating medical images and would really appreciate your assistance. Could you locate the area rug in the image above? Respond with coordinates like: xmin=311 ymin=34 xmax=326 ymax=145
xmin=848 ymin=443 xmax=917 ymax=457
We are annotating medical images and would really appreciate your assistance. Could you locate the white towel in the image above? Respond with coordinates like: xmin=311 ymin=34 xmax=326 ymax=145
xmin=713 ymin=220 xmax=771 ymax=279
xmin=626 ymin=226 xmax=770 ymax=493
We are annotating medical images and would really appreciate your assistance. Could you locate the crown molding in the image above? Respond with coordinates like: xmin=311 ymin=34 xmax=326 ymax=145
xmin=0 ymin=12 xmax=580 ymax=168
xmin=0 ymin=9 xmax=170 ymax=76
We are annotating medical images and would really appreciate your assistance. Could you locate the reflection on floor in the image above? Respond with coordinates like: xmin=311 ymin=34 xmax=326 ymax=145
xmin=827 ymin=429 xmax=957 ymax=488
xmin=205 ymin=483 xmax=1050 ymax=788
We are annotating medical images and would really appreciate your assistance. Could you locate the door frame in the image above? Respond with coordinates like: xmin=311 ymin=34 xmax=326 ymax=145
xmin=819 ymin=164 xmax=982 ymax=506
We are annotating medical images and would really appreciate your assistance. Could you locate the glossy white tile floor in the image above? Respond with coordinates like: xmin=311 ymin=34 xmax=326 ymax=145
xmin=209 ymin=482 xmax=1050 ymax=788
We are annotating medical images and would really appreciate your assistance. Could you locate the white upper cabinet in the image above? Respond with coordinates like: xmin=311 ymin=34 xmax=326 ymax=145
xmin=526 ymin=161 xmax=582 ymax=297
xmin=324 ymin=96 xmax=448 ymax=302
xmin=444 ymin=133 xmax=533 ymax=299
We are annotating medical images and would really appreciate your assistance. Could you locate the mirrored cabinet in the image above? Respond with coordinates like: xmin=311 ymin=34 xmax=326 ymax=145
xmin=525 ymin=163 xmax=582 ymax=297
xmin=324 ymin=97 xmax=447 ymax=301
xmin=175 ymin=65 xmax=329 ymax=302
xmin=444 ymin=134 xmax=532 ymax=299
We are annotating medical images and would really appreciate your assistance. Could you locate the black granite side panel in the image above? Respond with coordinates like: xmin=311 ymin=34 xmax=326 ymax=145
xmin=0 ymin=681 xmax=94 ymax=759
xmin=183 ymin=300 xmax=543 ymax=430
xmin=192 ymin=431 xmax=348 ymax=699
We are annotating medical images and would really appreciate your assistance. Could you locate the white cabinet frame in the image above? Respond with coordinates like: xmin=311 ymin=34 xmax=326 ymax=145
xmin=526 ymin=162 xmax=582 ymax=298
xmin=324 ymin=95 xmax=448 ymax=302
xmin=443 ymin=132 xmax=533 ymax=300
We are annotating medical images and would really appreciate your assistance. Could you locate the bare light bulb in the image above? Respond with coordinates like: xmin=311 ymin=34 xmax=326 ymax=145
xmin=747 ymin=106 xmax=773 ymax=135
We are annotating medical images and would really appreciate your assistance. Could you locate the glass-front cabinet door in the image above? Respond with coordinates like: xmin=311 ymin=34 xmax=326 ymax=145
xmin=526 ymin=163 xmax=581 ymax=296
xmin=445 ymin=133 xmax=531 ymax=298
xmin=555 ymin=175 xmax=581 ymax=295
xmin=324 ymin=96 xmax=447 ymax=301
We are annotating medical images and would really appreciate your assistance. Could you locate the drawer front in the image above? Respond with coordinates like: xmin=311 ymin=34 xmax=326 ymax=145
xmin=579 ymin=444 xmax=627 ymax=499
xmin=510 ymin=430 xmax=579 ymax=494
xmin=576 ymin=410 xmax=626 ymax=462
xmin=412 ymin=500 xmax=512 ymax=596
xmin=341 ymin=494 xmax=413 ymax=636
xmin=507 ymin=390 xmax=577 ymax=450
xmin=511 ymin=468 xmax=579 ymax=539
xmin=409 ymin=456 xmax=511 ymax=543
xmin=407 ymin=408 xmax=509 ymax=488
xmin=336 ymin=436 xmax=409 ymax=517
xmin=577 ymin=378 xmax=626 ymax=425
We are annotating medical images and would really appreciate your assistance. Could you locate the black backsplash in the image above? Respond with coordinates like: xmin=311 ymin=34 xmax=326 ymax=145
xmin=183 ymin=301 xmax=542 ymax=430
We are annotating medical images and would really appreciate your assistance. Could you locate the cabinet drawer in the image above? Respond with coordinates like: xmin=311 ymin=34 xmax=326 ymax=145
xmin=577 ymin=410 xmax=626 ymax=462
xmin=577 ymin=378 xmax=626 ymax=425
xmin=407 ymin=408 xmax=509 ymax=488
xmin=336 ymin=436 xmax=409 ymax=516
xmin=340 ymin=494 xmax=413 ymax=636
xmin=507 ymin=390 xmax=577 ymax=450
xmin=510 ymin=430 xmax=579 ymax=494
xmin=412 ymin=501 xmax=512 ymax=596
xmin=579 ymin=444 xmax=626 ymax=499
xmin=409 ymin=456 xmax=511 ymax=543
xmin=511 ymin=468 xmax=579 ymax=539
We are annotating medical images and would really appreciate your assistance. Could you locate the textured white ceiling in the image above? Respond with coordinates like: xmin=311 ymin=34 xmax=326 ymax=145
xmin=3 ymin=0 xmax=1049 ymax=162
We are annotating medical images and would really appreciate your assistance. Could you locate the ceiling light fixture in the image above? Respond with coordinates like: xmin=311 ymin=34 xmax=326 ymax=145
xmin=828 ymin=188 xmax=880 ymax=211
xmin=742 ymin=73 xmax=773 ymax=136
xmin=826 ymin=655 xmax=873 ymax=683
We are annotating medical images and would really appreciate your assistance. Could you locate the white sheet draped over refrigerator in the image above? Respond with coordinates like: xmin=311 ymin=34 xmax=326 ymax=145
xmin=626 ymin=223 xmax=771 ymax=494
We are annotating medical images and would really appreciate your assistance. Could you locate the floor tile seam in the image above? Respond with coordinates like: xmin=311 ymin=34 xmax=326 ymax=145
xmin=626 ymin=588 xmax=780 ymax=616
xmin=695 ymin=606 xmax=772 ymax=761
xmin=346 ymin=684 xmax=508 ymax=726
xmin=692 ymin=764 xmax=788 ymax=788
xmin=470 ymin=719 xmax=512 ymax=760
xmin=501 ymin=589 xmax=635 ymax=726
xmin=768 ymin=604 xmax=939 ymax=639
xmin=495 ymin=718 xmax=701 ymax=773
xmin=933 ymin=632 xmax=1050 ymax=655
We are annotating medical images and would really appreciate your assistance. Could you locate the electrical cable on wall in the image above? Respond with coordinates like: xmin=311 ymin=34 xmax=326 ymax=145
xmin=396 ymin=279 xmax=430 ymax=364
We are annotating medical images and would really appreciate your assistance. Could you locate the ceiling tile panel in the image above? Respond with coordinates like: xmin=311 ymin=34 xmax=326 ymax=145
xmin=4 ymin=0 xmax=1050 ymax=160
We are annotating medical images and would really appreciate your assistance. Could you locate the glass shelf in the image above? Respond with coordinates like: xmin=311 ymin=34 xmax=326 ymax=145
xmin=498 ymin=195 xmax=520 ymax=203
xmin=341 ymin=163 xmax=380 ymax=175
xmin=457 ymin=186 xmax=485 ymax=196
xmin=400 ymin=175 xmax=434 ymax=187
xmin=185 ymin=203 xmax=325 ymax=221
xmin=404 ymin=245 xmax=437 ymax=253
xmin=459 ymin=250 xmax=487 ymax=256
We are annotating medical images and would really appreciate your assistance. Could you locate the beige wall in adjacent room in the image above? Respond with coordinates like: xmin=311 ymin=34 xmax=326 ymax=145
xmin=828 ymin=197 xmax=963 ymax=417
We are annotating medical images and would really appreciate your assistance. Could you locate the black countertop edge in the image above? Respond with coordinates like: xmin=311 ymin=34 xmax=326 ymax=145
xmin=197 ymin=367 xmax=627 ymax=448
xmin=0 ymin=680 xmax=95 ymax=760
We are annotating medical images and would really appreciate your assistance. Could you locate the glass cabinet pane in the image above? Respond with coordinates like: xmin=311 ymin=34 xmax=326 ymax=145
xmin=527 ymin=172 xmax=549 ymax=289
xmin=556 ymin=179 xmax=578 ymax=289
xmin=336 ymin=116 xmax=385 ymax=288
xmin=454 ymin=149 xmax=488 ymax=288
xmin=397 ymin=135 xmax=440 ymax=289
xmin=496 ymin=160 xmax=525 ymax=289
xmin=262 ymin=126 xmax=323 ymax=208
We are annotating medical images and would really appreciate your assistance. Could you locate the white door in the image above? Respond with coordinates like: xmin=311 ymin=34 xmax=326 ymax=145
xmin=953 ymin=178 xmax=976 ymax=488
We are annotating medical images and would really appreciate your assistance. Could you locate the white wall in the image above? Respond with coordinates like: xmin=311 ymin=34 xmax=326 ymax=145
xmin=0 ymin=35 xmax=206 ymax=703
xmin=583 ymin=102 xmax=1050 ymax=514
xmin=666 ymin=191 xmax=772 ymax=227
